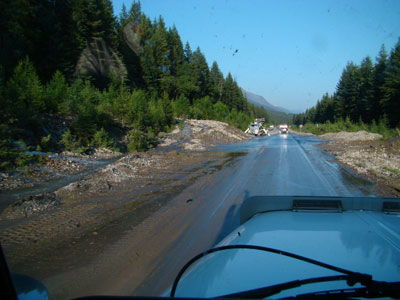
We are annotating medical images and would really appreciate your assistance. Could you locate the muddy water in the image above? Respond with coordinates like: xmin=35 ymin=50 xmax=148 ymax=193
xmin=1 ymin=134 xmax=381 ymax=299
xmin=0 ymin=157 xmax=117 ymax=212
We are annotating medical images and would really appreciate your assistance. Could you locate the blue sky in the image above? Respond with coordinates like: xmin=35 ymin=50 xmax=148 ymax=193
xmin=112 ymin=0 xmax=400 ymax=113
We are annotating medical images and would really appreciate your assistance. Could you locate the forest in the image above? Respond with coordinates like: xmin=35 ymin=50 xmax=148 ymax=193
xmin=0 ymin=0 xmax=270 ymax=170
xmin=292 ymin=42 xmax=400 ymax=137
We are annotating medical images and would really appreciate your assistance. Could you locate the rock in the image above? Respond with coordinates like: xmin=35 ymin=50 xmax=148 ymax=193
xmin=75 ymin=38 xmax=127 ymax=85
xmin=122 ymin=23 xmax=143 ymax=56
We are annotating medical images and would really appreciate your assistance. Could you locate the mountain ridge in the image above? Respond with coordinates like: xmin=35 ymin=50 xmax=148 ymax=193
xmin=241 ymin=88 xmax=292 ymax=114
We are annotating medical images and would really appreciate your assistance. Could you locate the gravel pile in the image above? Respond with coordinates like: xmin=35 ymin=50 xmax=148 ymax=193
xmin=0 ymin=173 xmax=34 ymax=191
xmin=320 ymin=130 xmax=382 ymax=141
xmin=1 ymin=193 xmax=61 ymax=219
xmin=158 ymin=119 xmax=248 ymax=151
xmin=321 ymin=136 xmax=400 ymax=196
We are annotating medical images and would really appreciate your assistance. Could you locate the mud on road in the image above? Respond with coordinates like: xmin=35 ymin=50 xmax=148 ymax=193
xmin=0 ymin=119 xmax=249 ymax=299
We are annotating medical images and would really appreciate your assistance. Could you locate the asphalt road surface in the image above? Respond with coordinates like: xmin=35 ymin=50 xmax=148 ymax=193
xmin=43 ymin=133 xmax=378 ymax=299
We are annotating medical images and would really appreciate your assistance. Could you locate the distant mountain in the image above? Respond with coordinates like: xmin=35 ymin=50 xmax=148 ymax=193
xmin=241 ymin=88 xmax=291 ymax=114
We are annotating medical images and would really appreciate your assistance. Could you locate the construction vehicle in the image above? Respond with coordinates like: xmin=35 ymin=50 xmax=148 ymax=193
xmin=245 ymin=118 xmax=269 ymax=136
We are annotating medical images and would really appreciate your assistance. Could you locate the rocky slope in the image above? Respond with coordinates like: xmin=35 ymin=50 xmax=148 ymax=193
xmin=318 ymin=131 xmax=400 ymax=196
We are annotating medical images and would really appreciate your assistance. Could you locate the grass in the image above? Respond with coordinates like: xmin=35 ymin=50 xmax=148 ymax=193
xmin=385 ymin=167 xmax=400 ymax=177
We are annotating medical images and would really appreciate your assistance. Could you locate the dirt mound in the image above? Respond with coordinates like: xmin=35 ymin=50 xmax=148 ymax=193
xmin=320 ymin=130 xmax=382 ymax=141
xmin=1 ymin=193 xmax=61 ymax=219
xmin=320 ymin=136 xmax=400 ymax=196
xmin=159 ymin=119 xmax=248 ymax=151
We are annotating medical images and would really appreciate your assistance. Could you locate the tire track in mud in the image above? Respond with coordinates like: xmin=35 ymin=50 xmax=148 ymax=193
xmin=0 ymin=151 xmax=241 ymax=299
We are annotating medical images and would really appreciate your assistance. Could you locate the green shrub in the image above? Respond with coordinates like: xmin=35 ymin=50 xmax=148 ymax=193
xmin=128 ymin=129 xmax=148 ymax=152
xmin=60 ymin=129 xmax=79 ymax=151
xmin=40 ymin=134 xmax=51 ymax=152
xmin=45 ymin=71 xmax=68 ymax=113
xmin=172 ymin=95 xmax=190 ymax=117
xmin=92 ymin=128 xmax=115 ymax=149
xmin=213 ymin=101 xmax=229 ymax=121
xmin=4 ymin=57 xmax=44 ymax=123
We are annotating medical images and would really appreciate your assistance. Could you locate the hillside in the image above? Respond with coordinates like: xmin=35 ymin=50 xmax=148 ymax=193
xmin=241 ymin=89 xmax=291 ymax=114
xmin=241 ymin=89 xmax=292 ymax=124
xmin=0 ymin=1 xmax=271 ymax=171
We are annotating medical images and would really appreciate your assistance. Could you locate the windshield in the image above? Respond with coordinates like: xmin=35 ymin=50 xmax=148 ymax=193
xmin=0 ymin=0 xmax=400 ymax=299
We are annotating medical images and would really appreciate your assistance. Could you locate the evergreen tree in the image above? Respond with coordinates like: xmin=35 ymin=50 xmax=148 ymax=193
xmin=382 ymin=39 xmax=400 ymax=127
xmin=140 ymin=16 xmax=170 ymax=95
xmin=51 ymin=0 xmax=84 ymax=79
xmin=191 ymin=47 xmax=210 ymax=99
xmin=0 ymin=0 xmax=34 ymax=79
xmin=119 ymin=3 xmax=129 ymax=26
xmin=138 ymin=14 xmax=154 ymax=42
xmin=184 ymin=42 xmax=192 ymax=63
xmin=167 ymin=25 xmax=184 ymax=76
xmin=4 ymin=57 xmax=44 ymax=124
xmin=335 ymin=62 xmax=360 ymax=122
xmin=372 ymin=45 xmax=388 ymax=122
xmin=358 ymin=56 xmax=374 ymax=123
xmin=174 ymin=61 xmax=199 ymax=100
xmin=209 ymin=61 xmax=224 ymax=103
xmin=72 ymin=0 xmax=117 ymax=48
xmin=128 ymin=1 xmax=142 ymax=25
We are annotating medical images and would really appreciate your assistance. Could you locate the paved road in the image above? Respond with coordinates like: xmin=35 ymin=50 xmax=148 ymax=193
xmin=43 ymin=133 xmax=378 ymax=298
xmin=221 ymin=132 xmax=375 ymax=197
xmin=129 ymin=133 xmax=376 ymax=296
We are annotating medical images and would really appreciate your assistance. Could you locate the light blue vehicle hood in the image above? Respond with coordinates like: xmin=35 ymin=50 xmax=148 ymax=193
xmin=171 ymin=196 xmax=400 ymax=298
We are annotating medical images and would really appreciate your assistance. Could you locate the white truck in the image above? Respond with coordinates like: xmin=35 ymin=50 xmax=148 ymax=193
xmin=279 ymin=124 xmax=288 ymax=134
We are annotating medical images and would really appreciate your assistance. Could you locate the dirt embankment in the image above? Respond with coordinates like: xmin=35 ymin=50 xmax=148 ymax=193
xmin=316 ymin=131 xmax=400 ymax=196
xmin=0 ymin=119 xmax=247 ymax=220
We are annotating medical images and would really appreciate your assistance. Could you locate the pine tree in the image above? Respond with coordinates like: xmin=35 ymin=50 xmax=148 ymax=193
xmin=174 ymin=61 xmax=199 ymax=100
xmin=358 ymin=56 xmax=374 ymax=123
xmin=191 ymin=47 xmax=210 ymax=99
xmin=335 ymin=62 xmax=360 ymax=122
xmin=372 ymin=45 xmax=388 ymax=122
xmin=140 ymin=16 xmax=170 ymax=95
xmin=119 ymin=3 xmax=129 ymax=26
xmin=4 ymin=57 xmax=44 ymax=123
xmin=209 ymin=61 xmax=224 ymax=103
xmin=128 ymin=1 xmax=142 ymax=25
xmin=72 ymin=0 xmax=117 ymax=48
xmin=382 ymin=40 xmax=400 ymax=127
xmin=184 ymin=42 xmax=192 ymax=63
xmin=167 ymin=25 xmax=184 ymax=76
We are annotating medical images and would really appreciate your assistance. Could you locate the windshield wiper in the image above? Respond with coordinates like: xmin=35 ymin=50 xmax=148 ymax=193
xmin=220 ymin=276 xmax=400 ymax=299
xmin=170 ymin=245 xmax=373 ymax=298
xmin=282 ymin=280 xmax=400 ymax=299
xmin=219 ymin=275 xmax=351 ymax=298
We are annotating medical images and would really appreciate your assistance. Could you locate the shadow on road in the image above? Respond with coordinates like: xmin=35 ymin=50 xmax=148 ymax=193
xmin=212 ymin=191 xmax=250 ymax=246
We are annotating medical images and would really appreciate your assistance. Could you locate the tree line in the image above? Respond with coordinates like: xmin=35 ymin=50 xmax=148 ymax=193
xmin=0 ymin=0 xmax=269 ymax=170
xmin=292 ymin=41 xmax=400 ymax=132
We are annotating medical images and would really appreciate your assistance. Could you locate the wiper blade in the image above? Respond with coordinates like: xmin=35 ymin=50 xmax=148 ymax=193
xmin=170 ymin=245 xmax=373 ymax=297
xmin=282 ymin=281 xmax=400 ymax=299
xmin=219 ymin=275 xmax=350 ymax=299
xmin=220 ymin=277 xmax=400 ymax=299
